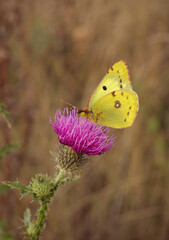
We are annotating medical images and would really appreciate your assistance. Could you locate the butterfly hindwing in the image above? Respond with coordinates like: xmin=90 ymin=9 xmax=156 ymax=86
xmin=88 ymin=60 xmax=132 ymax=109
xmin=90 ymin=90 xmax=139 ymax=129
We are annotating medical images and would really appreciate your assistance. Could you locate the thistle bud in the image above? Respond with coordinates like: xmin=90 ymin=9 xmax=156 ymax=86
xmin=30 ymin=174 xmax=54 ymax=200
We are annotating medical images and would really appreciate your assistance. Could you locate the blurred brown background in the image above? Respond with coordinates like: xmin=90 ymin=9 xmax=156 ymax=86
xmin=0 ymin=0 xmax=169 ymax=239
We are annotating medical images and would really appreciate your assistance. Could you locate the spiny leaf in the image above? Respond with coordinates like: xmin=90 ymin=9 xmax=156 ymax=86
xmin=0 ymin=104 xmax=11 ymax=128
xmin=23 ymin=209 xmax=35 ymax=236
xmin=60 ymin=175 xmax=80 ymax=185
xmin=23 ymin=209 xmax=32 ymax=227
xmin=0 ymin=143 xmax=20 ymax=160
xmin=2 ymin=181 xmax=32 ymax=197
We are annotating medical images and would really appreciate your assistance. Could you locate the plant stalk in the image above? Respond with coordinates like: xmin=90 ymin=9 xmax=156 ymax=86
xmin=26 ymin=169 xmax=65 ymax=240
xmin=29 ymin=200 xmax=48 ymax=240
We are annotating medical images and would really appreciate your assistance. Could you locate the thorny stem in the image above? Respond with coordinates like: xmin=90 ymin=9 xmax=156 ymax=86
xmin=54 ymin=168 xmax=65 ymax=185
xmin=28 ymin=200 xmax=48 ymax=240
xmin=26 ymin=169 xmax=65 ymax=240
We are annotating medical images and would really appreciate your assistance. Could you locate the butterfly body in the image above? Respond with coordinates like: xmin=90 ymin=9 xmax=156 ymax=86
xmin=79 ymin=60 xmax=139 ymax=129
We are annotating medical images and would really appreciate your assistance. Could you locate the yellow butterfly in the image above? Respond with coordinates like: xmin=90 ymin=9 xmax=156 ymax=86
xmin=79 ymin=60 xmax=139 ymax=129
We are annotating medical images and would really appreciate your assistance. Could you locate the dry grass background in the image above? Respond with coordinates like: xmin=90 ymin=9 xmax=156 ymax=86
xmin=0 ymin=0 xmax=169 ymax=239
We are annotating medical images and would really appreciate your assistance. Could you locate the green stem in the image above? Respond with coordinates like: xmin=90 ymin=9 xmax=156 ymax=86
xmin=28 ymin=200 xmax=48 ymax=240
xmin=54 ymin=169 xmax=65 ymax=185
xmin=26 ymin=169 xmax=66 ymax=240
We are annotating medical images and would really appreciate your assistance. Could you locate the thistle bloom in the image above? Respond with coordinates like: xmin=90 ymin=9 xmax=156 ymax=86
xmin=50 ymin=108 xmax=115 ymax=156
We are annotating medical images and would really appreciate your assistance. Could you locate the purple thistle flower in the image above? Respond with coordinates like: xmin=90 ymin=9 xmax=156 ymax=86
xmin=50 ymin=108 xmax=115 ymax=156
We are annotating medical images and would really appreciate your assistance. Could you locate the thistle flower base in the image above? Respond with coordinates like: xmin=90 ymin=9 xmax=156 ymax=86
xmin=54 ymin=144 xmax=87 ymax=173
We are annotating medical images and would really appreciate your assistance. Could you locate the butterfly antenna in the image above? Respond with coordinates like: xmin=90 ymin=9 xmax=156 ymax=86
xmin=60 ymin=99 xmax=77 ymax=109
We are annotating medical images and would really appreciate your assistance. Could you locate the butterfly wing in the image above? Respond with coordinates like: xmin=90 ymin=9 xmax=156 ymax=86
xmin=90 ymin=90 xmax=139 ymax=129
xmin=88 ymin=60 xmax=132 ymax=109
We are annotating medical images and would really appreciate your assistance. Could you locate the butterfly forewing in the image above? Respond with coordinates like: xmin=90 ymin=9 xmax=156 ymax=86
xmin=88 ymin=60 xmax=132 ymax=109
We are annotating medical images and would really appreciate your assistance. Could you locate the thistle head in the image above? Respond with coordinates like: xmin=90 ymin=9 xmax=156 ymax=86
xmin=50 ymin=108 xmax=115 ymax=172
